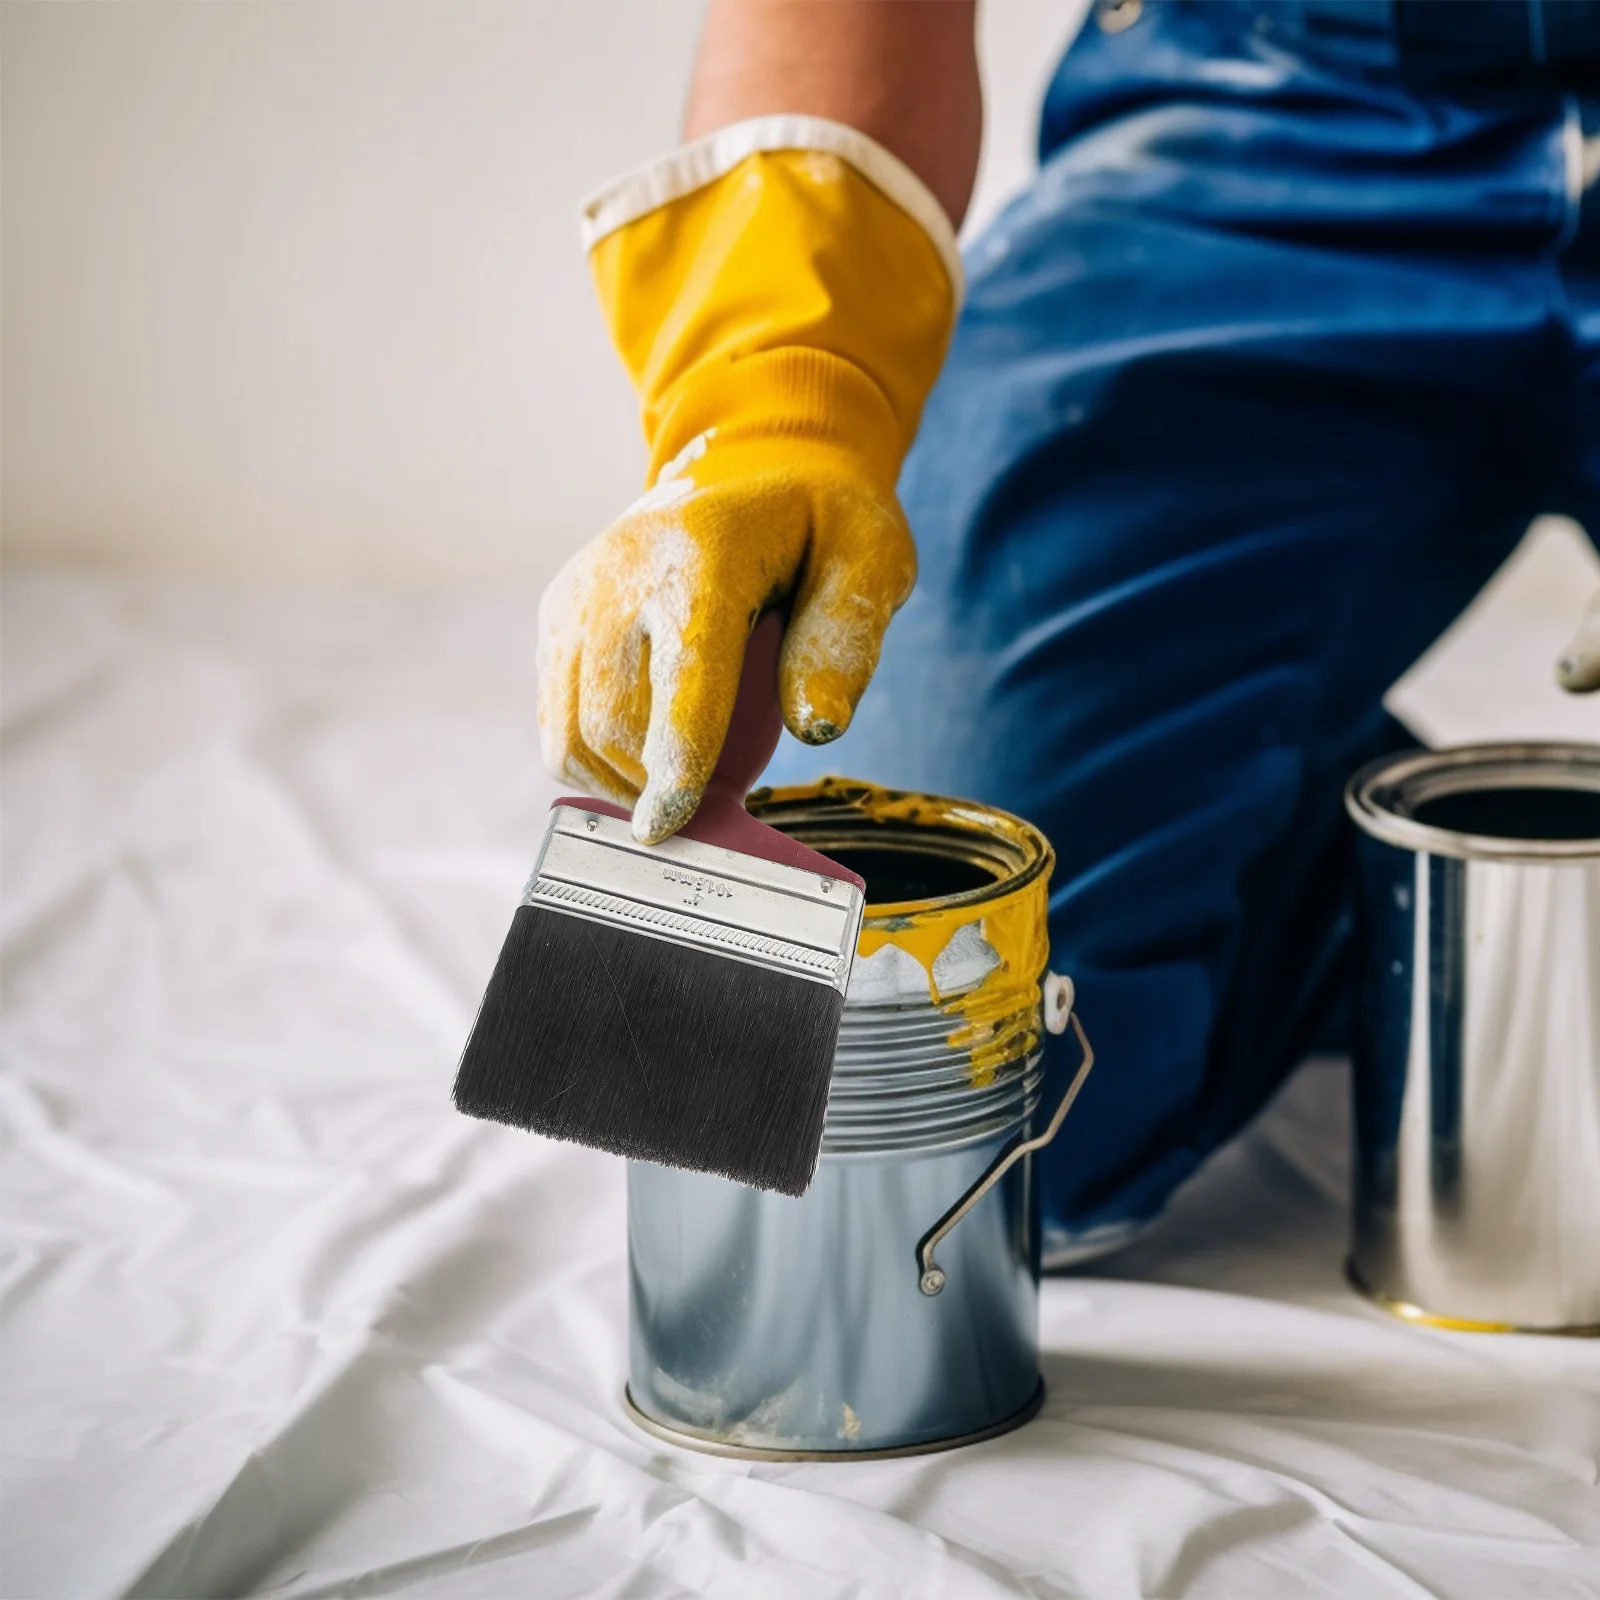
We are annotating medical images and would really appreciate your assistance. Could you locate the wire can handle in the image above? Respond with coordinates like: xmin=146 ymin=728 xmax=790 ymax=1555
xmin=916 ymin=974 xmax=1095 ymax=1296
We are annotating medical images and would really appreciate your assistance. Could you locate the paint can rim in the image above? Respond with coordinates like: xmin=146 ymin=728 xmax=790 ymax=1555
xmin=1345 ymin=741 xmax=1600 ymax=863
xmin=1345 ymin=1260 xmax=1600 ymax=1338
xmin=621 ymin=1379 xmax=1046 ymax=1461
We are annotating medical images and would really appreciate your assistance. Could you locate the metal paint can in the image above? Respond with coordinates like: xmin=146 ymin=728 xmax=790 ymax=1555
xmin=625 ymin=779 xmax=1093 ymax=1458
xmin=1345 ymin=743 xmax=1600 ymax=1334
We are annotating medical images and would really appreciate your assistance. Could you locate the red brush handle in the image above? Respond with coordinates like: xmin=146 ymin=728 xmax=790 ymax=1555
xmin=554 ymin=611 xmax=862 ymax=889
xmin=703 ymin=610 xmax=785 ymax=803
xmin=681 ymin=611 xmax=859 ymax=884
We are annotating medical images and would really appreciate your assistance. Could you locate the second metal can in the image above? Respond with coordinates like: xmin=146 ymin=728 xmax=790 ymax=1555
xmin=1346 ymin=743 xmax=1600 ymax=1334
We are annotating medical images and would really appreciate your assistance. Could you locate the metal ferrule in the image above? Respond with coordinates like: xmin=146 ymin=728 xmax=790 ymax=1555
xmin=525 ymin=804 xmax=865 ymax=996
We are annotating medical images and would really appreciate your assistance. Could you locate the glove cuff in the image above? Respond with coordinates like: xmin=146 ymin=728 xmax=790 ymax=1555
xmin=585 ymin=120 xmax=961 ymax=490
xmin=582 ymin=114 xmax=963 ymax=299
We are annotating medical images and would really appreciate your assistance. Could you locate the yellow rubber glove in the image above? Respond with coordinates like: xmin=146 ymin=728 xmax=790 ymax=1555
xmin=538 ymin=119 xmax=960 ymax=843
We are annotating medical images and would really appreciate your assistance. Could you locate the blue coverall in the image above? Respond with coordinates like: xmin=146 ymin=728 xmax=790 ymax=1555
xmin=768 ymin=0 xmax=1600 ymax=1261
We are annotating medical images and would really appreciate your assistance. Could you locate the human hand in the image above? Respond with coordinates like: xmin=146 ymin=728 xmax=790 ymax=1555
xmin=538 ymin=124 xmax=959 ymax=842
xmin=1556 ymin=589 xmax=1600 ymax=693
xmin=537 ymin=423 xmax=915 ymax=844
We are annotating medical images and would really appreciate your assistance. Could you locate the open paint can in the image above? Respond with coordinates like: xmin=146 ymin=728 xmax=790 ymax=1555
xmin=625 ymin=779 xmax=1093 ymax=1458
xmin=1346 ymin=743 xmax=1600 ymax=1334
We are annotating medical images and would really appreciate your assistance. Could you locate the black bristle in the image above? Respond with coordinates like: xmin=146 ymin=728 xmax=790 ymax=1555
xmin=453 ymin=905 xmax=843 ymax=1196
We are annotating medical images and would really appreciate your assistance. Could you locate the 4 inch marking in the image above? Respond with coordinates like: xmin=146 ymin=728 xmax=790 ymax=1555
xmin=662 ymin=865 xmax=735 ymax=909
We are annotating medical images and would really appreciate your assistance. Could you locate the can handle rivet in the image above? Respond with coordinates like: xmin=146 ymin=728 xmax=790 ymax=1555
xmin=586 ymin=815 xmax=599 ymax=832
xmin=1044 ymin=972 xmax=1075 ymax=1037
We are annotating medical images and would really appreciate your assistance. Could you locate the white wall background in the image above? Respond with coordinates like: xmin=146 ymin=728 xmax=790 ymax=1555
xmin=3 ymin=1 xmax=1086 ymax=587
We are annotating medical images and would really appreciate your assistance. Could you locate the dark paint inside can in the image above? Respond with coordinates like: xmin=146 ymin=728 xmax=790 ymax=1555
xmin=1409 ymin=786 xmax=1600 ymax=843
xmin=813 ymin=846 xmax=998 ymax=905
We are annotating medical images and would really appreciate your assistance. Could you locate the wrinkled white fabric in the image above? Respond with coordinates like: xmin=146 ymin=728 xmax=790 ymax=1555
xmin=3 ymin=571 xmax=1597 ymax=1600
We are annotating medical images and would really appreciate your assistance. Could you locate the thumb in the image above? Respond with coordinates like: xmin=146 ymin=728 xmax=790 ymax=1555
xmin=779 ymin=502 xmax=916 ymax=745
xmin=633 ymin=600 xmax=748 ymax=844
xmin=1556 ymin=590 xmax=1600 ymax=693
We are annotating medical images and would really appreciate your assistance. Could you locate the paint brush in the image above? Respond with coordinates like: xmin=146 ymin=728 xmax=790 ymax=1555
xmin=452 ymin=614 xmax=866 ymax=1196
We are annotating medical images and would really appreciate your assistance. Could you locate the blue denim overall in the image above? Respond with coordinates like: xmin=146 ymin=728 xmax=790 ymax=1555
xmin=768 ymin=0 xmax=1600 ymax=1262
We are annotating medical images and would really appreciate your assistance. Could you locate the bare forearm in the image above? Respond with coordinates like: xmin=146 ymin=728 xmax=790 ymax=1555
xmin=685 ymin=0 xmax=982 ymax=230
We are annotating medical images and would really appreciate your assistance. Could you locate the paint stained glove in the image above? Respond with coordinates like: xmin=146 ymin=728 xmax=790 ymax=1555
xmin=538 ymin=120 xmax=960 ymax=843
xmin=1556 ymin=589 xmax=1600 ymax=693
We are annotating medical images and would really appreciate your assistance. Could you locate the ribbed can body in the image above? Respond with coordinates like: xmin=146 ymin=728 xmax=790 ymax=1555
xmin=626 ymin=781 xmax=1056 ymax=1456
xmin=1346 ymin=744 xmax=1600 ymax=1334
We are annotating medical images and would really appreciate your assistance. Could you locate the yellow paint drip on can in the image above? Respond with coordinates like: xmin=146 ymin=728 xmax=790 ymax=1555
xmin=747 ymin=778 xmax=1053 ymax=1086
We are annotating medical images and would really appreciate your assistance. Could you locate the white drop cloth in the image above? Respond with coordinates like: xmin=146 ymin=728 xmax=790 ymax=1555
xmin=3 ymin=570 xmax=1597 ymax=1599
